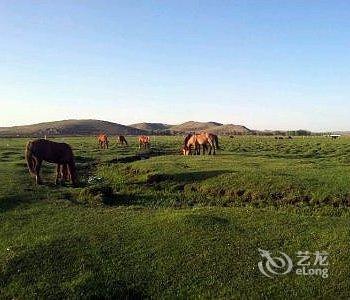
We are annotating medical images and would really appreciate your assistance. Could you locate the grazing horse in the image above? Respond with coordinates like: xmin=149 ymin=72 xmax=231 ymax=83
xmin=98 ymin=133 xmax=109 ymax=149
xmin=138 ymin=135 xmax=150 ymax=149
xmin=25 ymin=139 xmax=77 ymax=186
xmin=183 ymin=132 xmax=217 ymax=155
xmin=118 ymin=135 xmax=128 ymax=146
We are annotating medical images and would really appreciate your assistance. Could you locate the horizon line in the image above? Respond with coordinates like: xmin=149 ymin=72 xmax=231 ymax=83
xmin=0 ymin=118 xmax=347 ymax=133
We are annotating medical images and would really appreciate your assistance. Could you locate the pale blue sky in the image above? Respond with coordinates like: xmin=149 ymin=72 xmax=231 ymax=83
xmin=1 ymin=1 xmax=350 ymax=131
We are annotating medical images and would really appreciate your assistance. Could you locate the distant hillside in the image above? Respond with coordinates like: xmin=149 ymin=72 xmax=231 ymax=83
xmin=0 ymin=119 xmax=147 ymax=137
xmin=207 ymin=124 xmax=251 ymax=135
xmin=0 ymin=119 xmax=252 ymax=137
xmin=129 ymin=122 xmax=172 ymax=132
xmin=169 ymin=121 xmax=250 ymax=135
xmin=170 ymin=121 xmax=223 ymax=133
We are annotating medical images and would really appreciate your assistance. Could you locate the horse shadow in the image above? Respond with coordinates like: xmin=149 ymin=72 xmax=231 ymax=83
xmin=109 ymin=149 xmax=179 ymax=164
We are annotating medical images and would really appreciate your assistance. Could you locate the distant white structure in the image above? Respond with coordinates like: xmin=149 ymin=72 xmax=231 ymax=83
xmin=329 ymin=134 xmax=341 ymax=139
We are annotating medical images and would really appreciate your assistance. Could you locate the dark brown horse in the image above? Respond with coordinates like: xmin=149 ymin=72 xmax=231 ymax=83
xmin=98 ymin=133 xmax=109 ymax=149
xmin=138 ymin=135 xmax=150 ymax=149
xmin=25 ymin=139 xmax=77 ymax=186
xmin=118 ymin=135 xmax=128 ymax=146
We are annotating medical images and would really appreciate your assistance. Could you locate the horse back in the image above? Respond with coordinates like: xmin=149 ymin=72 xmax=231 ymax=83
xmin=30 ymin=139 xmax=73 ymax=163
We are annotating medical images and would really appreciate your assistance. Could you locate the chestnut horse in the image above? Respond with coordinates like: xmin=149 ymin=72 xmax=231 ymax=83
xmin=98 ymin=133 xmax=109 ymax=149
xmin=118 ymin=135 xmax=128 ymax=146
xmin=25 ymin=139 xmax=77 ymax=186
xmin=138 ymin=135 xmax=150 ymax=149
xmin=183 ymin=133 xmax=219 ymax=155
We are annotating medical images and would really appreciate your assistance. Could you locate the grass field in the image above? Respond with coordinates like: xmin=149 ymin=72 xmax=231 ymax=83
xmin=1 ymin=136 xmax=350 ymax=298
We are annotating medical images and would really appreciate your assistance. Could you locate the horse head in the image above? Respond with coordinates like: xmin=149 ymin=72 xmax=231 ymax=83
xmin=182 ymin=146 xmax=190 ymax=155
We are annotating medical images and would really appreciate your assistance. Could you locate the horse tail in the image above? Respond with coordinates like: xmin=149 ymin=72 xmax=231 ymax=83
xmin=25 ymin=141 xmax=36 ymax=175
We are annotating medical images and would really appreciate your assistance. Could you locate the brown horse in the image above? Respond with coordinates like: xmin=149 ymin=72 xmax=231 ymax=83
xmin=25 ymin=139 xmax=77 ymax=186
xmin=138 ymin=135 xmax=150 ymax=149
xmin=118 ymin=135 xmax=128 ymax=146
xmin=98 ymin=133 xmax=109 ymax=149
xmin=183 ymin=132 xmax=218 ymax=155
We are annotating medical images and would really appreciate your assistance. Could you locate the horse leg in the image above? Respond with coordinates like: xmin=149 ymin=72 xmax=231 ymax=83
xmin=65 ymin=164 xmax=71 ymax=182
xmin=207 ymin=144 xmax=211 ymax=155
xmin=55 ymin=164 xmax=61 ymax=185
xmin=60 ymin=164 xmax=68 ymax=184
xmin=35 ymin=158 xmax=43 ymax=185
xmin=206 ymin=143 xmax=210 ymax=155
xmin=198 ymin=143 xmax=203 ymax=155
xmin=210 ymin=139 xmax=216 ymax=155
xmin=191 ymin=145 xmax=195 ymax=155
xmin=67 ymin=161 xmax=77 ymax=187
xmin=207 ymin=144 xmax=212 ymax=155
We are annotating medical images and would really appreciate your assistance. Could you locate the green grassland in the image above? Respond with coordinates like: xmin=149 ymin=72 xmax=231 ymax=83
xmin=1 ymin=136 xmax=350 ymax=298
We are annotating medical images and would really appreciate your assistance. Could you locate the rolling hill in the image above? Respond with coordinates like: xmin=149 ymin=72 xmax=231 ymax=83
xmin=170 ymin=121 xmax=223 ymax=133
xmin=129 ymin=122 xmax=172 ymax=132
xmin=0 ymin=119 xmax=252 ymax=137
xmin=169 ymin=121 xmax=251 ymax=135
xmin=206 ymin=124 xmax=251 ymax=135
xmin=0 ymin=119 xmax=147 ymax=137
